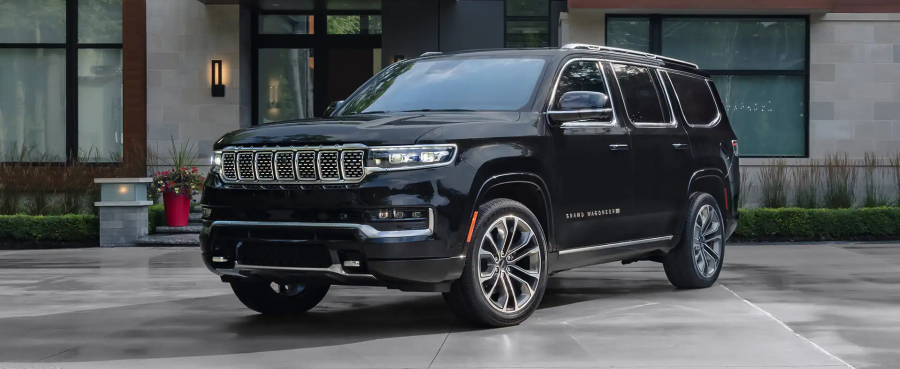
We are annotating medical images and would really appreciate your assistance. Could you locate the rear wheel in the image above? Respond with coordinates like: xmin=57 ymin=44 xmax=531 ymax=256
xmin=230 ymin=281 xmax=330 ymax=315
xmin=443 ymin=199 xmax=548 ymax=327
xmin=664 ymin=192 xmax=725 ymax=289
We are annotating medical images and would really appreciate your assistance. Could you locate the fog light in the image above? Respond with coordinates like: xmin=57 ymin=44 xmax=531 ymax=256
xmin=378 ymin=209 xmax=391 ymax=219
xmin=212 ymin=256 xmax=228 ymax=263
xmin=202 ymin=207 xmax=212 ymax=218
xmin=412 ymin=211 xmax=424 ymax=218
xmin=393 ymin=210 xmax=406 ymax=219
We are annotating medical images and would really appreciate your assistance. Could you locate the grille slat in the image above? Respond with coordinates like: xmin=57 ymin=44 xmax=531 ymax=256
xmin=255 ymin=152 xmax=275 ymax=180
xmin=219 ymin=147 xmax=368 ymax=184
xmin=318 ymin=151 xmax=340 ymax=180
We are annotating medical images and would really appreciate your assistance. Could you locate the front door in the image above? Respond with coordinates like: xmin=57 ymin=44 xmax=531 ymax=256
xmin=551 ymin=59 xmax=635 ymax=254
xmin=610 ymin=63 xmax=693 ymax=238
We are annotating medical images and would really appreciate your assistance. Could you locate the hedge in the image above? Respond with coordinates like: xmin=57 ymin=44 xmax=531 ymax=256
xmin=0 ymin=214 xmax=99 ymax=242
xmin=733 ymin=207 xmax=900 ymax=242
xmin=149 ymin=204 xmax=165 ymax=234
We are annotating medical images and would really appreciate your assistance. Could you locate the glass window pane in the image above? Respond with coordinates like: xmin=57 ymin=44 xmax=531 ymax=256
xmin=78 ymin=0 xmax=123 ymax=44
xmin=327 ymin=15 xmax=360 ymax=34
xmin=78 ymin=49 xmax=122 ymax=162
xmin=606 ymin=18 xmax=650 ymax=53
xmin=260 ymin=15 xmax=314 ymax=35
xmin=368 ymin=15 xmax=382 ymax=35
xmin=259 ymin=49 xmax=314 ymax=124
xmin=507 ymin=0 xmax=548 ymax=16
xmin=553 ymin=61 xmax=608 ymax=110
xmin=506 ymin=21 xmax=549 ymax=48
xmin=0 ymin=49 xmax=67 ymax=162
xmin=612 ymin=64 xmax=668 ymax=124
xmin=662 ymin=18 xmax=807 ymax=70
xmin=712 ymin=75 xmax=805 ymax=156
xmin=668 ymin=73 xmax=719 ymax=126
xmin=338 ymin=57 xmax=549 ymax=115
xmin=0 ymin=0 xmax=66 ymax=43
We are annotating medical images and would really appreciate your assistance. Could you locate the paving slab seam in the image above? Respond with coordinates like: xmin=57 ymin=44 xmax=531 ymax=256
xmin=719 ymin=284 xmax=856 ymax=369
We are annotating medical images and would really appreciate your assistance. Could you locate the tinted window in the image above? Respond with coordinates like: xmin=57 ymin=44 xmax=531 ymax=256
xmin=553 ymin=61 xmax=608 ymax=110
xmin=338 ymin=57 xmax=548 ymax=115
xmin=668 ymin=72 xmax=719 ymax=126
xmin=612 ymin=64 xmax=669 ymax=124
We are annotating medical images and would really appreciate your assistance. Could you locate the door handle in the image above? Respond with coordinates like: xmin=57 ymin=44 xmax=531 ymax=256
xmin=609 ymin=144 xmax=629 ymax=151
xmin=672 ymin=143 xmax=689 ymax=150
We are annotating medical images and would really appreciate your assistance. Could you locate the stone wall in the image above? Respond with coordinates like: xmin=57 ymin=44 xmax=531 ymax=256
xmin=809 ymin=13 xmax=900 ymax=160
xmin=146 ymin=1 xmax=245 ymax=173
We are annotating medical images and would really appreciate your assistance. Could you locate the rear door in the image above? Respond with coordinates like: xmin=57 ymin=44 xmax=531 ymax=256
xmin=550 ymin=59 xmax=635 ymax=253
xmin=610 ymin=63 xmax=693 ymax=239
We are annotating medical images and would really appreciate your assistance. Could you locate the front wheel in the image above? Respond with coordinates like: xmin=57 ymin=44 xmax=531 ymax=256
xmin=443 ymin=199 xmax=549 ymax=328
xmin=230 ymin=281 xmax=330 ymax=315
xmin=664 ymin=192 xmax=725 ymax=289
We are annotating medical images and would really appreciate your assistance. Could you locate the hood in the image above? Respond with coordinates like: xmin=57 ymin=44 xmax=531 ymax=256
xmin=214 ymin=112 xmax=522 ymax=148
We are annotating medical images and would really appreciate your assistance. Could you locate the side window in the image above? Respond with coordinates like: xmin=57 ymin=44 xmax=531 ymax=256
xmin=553 ymin=60 xmax=608 ymax=110
xmin=611 ymin=64 xmax=670 ymax=124
xmin=667 ymin=72 xmax=720 ymax=127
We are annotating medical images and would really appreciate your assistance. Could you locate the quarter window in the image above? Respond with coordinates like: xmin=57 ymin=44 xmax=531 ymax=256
xmin=612 ymin=64 xmax=669 ymax=124
xmin=668 ymin=72 xmax=719 ymax=127
xmin=553 ymin=61 xmax=608 ymax=111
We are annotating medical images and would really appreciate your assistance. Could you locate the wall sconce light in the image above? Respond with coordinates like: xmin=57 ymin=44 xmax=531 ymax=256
xmin=211 ymin=60 xmax=225 ymax=97
xmin=269 ymin=85 xmax=279 ymax=108
xmin=393 ymin=55 xmax=405 ymax=63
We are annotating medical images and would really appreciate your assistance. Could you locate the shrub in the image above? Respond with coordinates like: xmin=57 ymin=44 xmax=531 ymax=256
xmin=823 ymin=152 xmax=857 ymax=209
xmin=792 ymin=160 xmax=821 ymax=209
xmin=862 ymin=152 xmax=890 ymax=208
xmin=758 ymin=158 xmax=788 ymax=208
xmin=0 ymin=215 xmax=99 ymax=242
xmin=149 ymin=204 xmax=165 ymax=234
xmin=733 ymin=207 xmax=900 ymax=242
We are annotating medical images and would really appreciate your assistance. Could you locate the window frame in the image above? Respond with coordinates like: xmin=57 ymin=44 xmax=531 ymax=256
xmin=610 ymin=62 xmax=677 ymax=128
xmin=0 ymin=0 xmax=123 ymax=164
xmin=545 ymin=58 xmax=619 ymax=128
xmin=663 ymin=70 xmax=723 ymax=128
xmin=504 ymin=0 xmax=551 ymax=48
xmin=605 ymin=14 xmax=811 ymax=157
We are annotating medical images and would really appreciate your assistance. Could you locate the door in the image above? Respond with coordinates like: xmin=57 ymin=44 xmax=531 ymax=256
xmin=327 ymin=48 xmax=379 ymax=104
xmin=610 ymin=63 xmax=693 ymax=238
xmin=551 ymin=59 xmax=635 ymax=252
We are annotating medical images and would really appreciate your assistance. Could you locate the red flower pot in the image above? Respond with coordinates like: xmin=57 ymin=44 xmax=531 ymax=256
xmin=163 ymin=191 xmax=192 ymax=227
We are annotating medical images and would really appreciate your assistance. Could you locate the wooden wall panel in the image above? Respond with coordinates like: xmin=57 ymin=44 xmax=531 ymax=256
xmin=122 ymin=0 xmax=148 ymax=175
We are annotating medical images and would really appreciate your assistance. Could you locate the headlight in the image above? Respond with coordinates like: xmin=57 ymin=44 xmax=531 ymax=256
xmin=367 ymin=144 xmax=456 ymax=171
xmin=210 ymin=151 xmax=222 ymax=173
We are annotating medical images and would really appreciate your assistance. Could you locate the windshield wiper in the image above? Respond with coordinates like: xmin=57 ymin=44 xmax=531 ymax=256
xmin=347 ymin=110 xmax=390 ymax=115
xmin=399 ymin=109 xmax=476 ymax=113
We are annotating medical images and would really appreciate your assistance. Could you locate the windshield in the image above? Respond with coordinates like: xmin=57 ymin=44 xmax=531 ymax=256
xmin=336 ymin=57 xmax=548 ymax=115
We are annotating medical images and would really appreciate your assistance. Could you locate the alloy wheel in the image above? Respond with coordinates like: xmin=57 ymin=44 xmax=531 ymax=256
xmin=477 ymin=215 xmax=542 ymax=313
xmin=693 ymin=204 xmax=723 ymax=278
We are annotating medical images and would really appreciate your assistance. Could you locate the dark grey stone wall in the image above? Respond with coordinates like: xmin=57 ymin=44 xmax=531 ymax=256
xmin=382 ymin=0 xmax=440 ymax=66
xmin=439 ymin=0 xmax=504 ymax=52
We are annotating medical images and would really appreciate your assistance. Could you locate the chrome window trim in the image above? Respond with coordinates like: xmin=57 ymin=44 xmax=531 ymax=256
xmin=558 ymin=235 xmax=673 ymax=255
xmin=545 ymin=58 xmax=619 ymax=129
xmin=207 ymin=208 xmax=434 ymax=239
xmin=610 ymin=62 xmax=678 ymax=128
xmin=663 ymin=71 xmax=723 ymax=129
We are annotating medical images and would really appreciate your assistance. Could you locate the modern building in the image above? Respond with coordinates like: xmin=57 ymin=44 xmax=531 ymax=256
xmin=2 ymin=0 xmax=900 ymax=173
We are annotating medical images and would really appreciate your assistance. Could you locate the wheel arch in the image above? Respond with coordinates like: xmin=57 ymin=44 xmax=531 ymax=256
xmin=469 ymin=173 xmax=555 ymax=253
xmin=686 ymin=169 xmax=729 ymax=222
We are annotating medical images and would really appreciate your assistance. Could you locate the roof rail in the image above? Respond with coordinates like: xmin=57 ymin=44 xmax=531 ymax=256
xmin=561 ymin=43 xmax=699 ymax=69
xmin=420 ymin=52 xmax=443 ymax=57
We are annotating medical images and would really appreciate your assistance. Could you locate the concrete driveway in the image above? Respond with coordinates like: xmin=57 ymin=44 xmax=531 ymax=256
xmin=0 ymin=244 xmax=898 ymax=369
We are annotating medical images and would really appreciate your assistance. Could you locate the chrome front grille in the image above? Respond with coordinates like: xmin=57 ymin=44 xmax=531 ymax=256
xmin=218 ymin=146 xmax=368 ymax=184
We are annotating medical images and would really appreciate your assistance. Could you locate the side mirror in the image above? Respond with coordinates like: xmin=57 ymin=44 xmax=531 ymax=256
xmin=548 ymin=91 xmax=612 ymax=124
xmin=324 ymin=100 xmax=345 ymax=117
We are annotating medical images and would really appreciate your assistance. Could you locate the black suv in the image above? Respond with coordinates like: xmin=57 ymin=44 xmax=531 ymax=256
xmin=200 ymin=44 xmax=740 ymax=327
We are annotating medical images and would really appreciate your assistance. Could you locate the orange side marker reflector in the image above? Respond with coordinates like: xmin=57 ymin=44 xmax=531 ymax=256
xmin=466 ymin=211 xmax=479 ymax=243
xmin=724 ymin=188 xmax=729 ymax=210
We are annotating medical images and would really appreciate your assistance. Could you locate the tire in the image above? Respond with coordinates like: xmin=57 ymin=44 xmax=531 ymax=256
xmin=230 ymin=281 xmax=330 ymax=315
xmin=443 ymin=198 xmax=549 ymax=328
xmin=664 ymin=192 xmax=725 ymax=289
